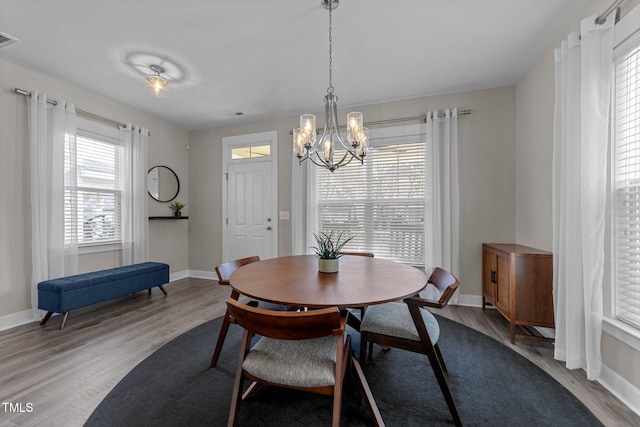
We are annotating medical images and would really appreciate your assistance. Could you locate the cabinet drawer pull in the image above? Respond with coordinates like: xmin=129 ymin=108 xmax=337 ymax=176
xmin=491 ymin=271 xmax=496 ymax=284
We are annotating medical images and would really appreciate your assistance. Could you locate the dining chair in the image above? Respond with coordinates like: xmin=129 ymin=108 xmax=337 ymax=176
xmin=210 ymin=256 xmax=293 ymax=367
xmin=225 ymin=298 xmax=383 ymax=427
xmin=359 ymin=267 xmax=462 ymax=426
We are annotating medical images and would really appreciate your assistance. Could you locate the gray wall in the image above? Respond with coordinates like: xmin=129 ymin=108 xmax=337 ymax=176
xmin=188 ymin=85 xmax=517 ymax=305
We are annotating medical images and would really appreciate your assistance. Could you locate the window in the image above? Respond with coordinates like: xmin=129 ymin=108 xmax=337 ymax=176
xmin=314 ymin=125 xmax=427 ymax=267
xmin=231 ymin=144 xmax=271 ymax=159
xmin=65 ymin=119 xmax=122 ymax=247
xmin=613 ymin=35 xmax=640 ymax=329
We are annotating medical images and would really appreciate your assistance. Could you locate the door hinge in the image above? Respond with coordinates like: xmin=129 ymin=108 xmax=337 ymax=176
xmin=224 ymin=172 xmax=228 ymax=181
xmin=226 ymin=217 xmax=228 ymax=225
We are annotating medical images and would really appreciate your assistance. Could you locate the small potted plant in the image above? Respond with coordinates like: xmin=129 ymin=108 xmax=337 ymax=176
xmin=168 ymin=201 xmax=186 ymax=217
xmin=312 ymin=231 xmax=353 ymax=273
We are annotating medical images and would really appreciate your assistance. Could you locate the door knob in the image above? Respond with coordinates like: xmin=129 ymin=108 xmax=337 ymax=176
xmin=266 ymin=226 xmax=272 ymax=230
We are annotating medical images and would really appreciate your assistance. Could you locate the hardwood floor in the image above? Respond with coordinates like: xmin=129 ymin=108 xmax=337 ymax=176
xmin=0 ymin=277 xmax=638 ymax=427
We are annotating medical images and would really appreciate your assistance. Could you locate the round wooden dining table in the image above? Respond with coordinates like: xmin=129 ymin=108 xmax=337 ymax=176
xmin=229 ymin=254 xmax=427 ymax=309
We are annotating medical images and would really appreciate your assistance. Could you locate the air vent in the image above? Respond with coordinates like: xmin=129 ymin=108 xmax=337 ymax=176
xmin=0 ymin=31 xmax=18 ymax=48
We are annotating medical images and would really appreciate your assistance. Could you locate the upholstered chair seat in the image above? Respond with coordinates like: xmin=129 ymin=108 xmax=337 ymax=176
xmin=242 ymin=335 xmax=338 ymax=388
xmin=360 ymin=302 xmax=440 ymax=344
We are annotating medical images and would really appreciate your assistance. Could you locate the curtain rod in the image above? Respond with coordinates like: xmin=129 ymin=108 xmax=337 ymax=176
xmin=366 ymin=109 xmax=471 ymax=127
xmin=596 ymin=0 xmax=624 ymax=24
xmin=287 ymin=109 xmax=471 ymax=135
xmin=13 ymin=88 xmax=151 ymax=136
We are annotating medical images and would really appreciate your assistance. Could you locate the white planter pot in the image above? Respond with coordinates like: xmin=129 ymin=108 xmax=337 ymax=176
xmin=318 ymin=258 xmax=339 ymax=273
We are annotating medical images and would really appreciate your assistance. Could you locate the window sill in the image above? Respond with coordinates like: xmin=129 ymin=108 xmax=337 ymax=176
xmin=79 ymin=243 xmax=122 ymax=254
xmin=602 ymin=317 xmax=640 ymax=352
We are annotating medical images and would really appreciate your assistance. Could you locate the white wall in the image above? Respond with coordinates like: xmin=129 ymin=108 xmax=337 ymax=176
xmin=0 ymin=57 xmax=190 ymax=320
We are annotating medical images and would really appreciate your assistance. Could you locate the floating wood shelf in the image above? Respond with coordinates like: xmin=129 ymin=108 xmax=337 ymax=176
xmin=149 ymin=216 xmax=189 ymax=220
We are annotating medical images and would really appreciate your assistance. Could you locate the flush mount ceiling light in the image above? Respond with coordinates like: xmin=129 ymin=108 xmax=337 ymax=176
xmin=293 ymin=0 xmax=368 ymax=173
xmin=146 ymin=64 xmax=170 ymax=97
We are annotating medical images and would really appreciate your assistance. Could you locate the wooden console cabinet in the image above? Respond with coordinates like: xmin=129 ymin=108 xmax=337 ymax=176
xmin=482 ymin=243 xmax=554 ymax=344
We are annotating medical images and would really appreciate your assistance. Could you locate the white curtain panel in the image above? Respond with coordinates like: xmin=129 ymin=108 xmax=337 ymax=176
xmin=120 ymin=124 xmax=149 ymax=265
xmin=28 ymin=91 xmax=78 ymax=316
xmin=291 ymin=155 xmax=307 ymax=255
xmin=291 ymin=153 xmax=318 ymax=256
xmin=552 ymin=14 xmax=614 ymax=380
xmin=426 ymin=109 xmax=460 ymax=298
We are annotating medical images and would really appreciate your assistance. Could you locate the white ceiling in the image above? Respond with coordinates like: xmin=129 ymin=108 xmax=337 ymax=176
xmin=0 ymin=0 xmax=590 ymax=131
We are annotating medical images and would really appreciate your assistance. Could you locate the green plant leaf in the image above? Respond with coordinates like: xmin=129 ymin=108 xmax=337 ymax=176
xmin=311 ymin=230 xmax=354 ymax=259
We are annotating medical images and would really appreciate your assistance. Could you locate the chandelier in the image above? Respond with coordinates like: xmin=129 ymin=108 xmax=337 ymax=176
xmin=293 ymin=0 xmax=368 ymax=172
xmin=146 ymin=64 xmax=170 ymax=97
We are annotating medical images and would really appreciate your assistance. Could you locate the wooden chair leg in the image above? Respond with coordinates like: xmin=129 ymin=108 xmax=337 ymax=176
xmin=359 ymin=336 xmax=368 ymax=365
xmin=228 ymin=362 xmax=245 ymax=427
xmin=434 ymin=343 xmax=448 ymax=373
xmin=228 ymin=329 xmax=251 ymax=427
xmin=332 ymin=384 xmax=342 ymax=427
xmin=424 ymin=343 xmax=461 ymax=426
xmin=210 ymin=309 xmax=233 ymax=367
xmin=350 ymin=354 xmax=385 ymax=427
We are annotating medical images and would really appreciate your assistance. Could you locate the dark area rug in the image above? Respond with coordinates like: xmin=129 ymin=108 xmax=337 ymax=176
xmin=85 ymin=314 xmax=602 ymax=426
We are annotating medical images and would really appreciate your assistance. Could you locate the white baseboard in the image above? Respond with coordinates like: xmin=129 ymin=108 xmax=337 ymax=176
xmin=455 ymin=293 xmax=483 ymax=307
xmin=0 ymin=309 xmax=37 ymax=332
xmin=599 ymin=363 xmax=640 ymax=417
xmin=169 ymin=270 xmax=189 ymax=282
xmin=187 ymin=269 xmax=217 ymax=280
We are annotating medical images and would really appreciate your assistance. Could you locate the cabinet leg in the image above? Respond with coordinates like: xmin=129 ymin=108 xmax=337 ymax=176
xmin=482 ymin=296 xmax=486 ymax=311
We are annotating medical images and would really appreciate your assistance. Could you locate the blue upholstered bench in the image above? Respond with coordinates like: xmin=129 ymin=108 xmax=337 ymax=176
xmin=38 ymin=262 xmax=170 ymax=329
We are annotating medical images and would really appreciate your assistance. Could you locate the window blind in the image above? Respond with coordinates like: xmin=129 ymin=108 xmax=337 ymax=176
xmin=65 ymin=134 xmax=122 ymax=245
xmin=614 ymin=42 xmax=640 ymax=329
xmin=315 ymin=137 xmax=426 ymax=266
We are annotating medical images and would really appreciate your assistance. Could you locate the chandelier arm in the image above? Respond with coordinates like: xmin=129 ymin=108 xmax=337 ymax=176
xmin=310 ymin=151 xmax=335 ymax=170
xmin=328 ymin=95 xmax=351 ymax=151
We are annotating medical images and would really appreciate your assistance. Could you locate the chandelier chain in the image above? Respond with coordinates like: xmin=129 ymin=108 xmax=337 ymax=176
xmin=327 ymin=1 xmax=334 ymax=95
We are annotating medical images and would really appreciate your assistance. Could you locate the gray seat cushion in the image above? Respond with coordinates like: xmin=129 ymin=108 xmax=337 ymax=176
xmin=242 ymin=335 xmax=339 ymax=388
xmin=361 ymin=302 xmax=440 ymax=344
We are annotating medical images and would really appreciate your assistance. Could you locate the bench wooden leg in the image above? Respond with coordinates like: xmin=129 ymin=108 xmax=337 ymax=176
xmin=58 ymin=312 xmax=69 ymax=330
xmin=148 ymin=285 xmax=168 ymax=295
xmin=40 ymin=311 xmax=54 ymax=326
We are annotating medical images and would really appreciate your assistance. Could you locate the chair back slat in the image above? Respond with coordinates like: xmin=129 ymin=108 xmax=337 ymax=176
xmin=226 ymin=299 xmax=341 ymax=340
xmin=428 ymin=267 xmax=460 ymax=307
xmin=215 ymin=256 xmax=260 ymax=285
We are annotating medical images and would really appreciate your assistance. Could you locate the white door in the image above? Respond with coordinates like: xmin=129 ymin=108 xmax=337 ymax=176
xmin=227 ymin=161 xmax=274 ymax=260
xmin=222 ymin=131 xmax=278 ymax=262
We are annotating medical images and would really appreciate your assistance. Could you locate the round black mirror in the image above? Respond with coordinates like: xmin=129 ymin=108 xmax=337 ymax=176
xmin=147 ymin=166 xmax=180 ymax=202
